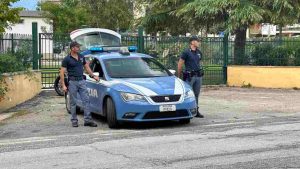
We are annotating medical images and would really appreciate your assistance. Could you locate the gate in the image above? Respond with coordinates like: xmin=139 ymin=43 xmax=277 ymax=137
xmin=39 ymin=33 xmax=70 ymax=88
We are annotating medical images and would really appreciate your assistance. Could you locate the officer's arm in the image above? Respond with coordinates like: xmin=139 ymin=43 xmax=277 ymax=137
xmin=60 ymin=67 xmax=66 ymax=87
xmin=84 ymin=63 xmax=95 ymax=78
xmin=177 ymin=58 xmax=185 ymax=78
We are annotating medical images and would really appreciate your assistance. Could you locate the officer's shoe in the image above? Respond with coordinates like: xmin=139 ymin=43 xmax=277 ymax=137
xmin=72 ymin=121 xmax=79 ymax=127
xmin=84 ymin=121 xmax=98 ymax=127
xmin=195 ymin=112 xmax=204 ymax=118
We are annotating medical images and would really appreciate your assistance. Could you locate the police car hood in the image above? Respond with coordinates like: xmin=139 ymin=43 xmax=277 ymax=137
xmin=112 ymin=76 xmax=186 ymax=96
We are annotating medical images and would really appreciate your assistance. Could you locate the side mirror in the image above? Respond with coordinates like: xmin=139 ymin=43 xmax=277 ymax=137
xmin=169 ymin=69 xmax=176 ymax=75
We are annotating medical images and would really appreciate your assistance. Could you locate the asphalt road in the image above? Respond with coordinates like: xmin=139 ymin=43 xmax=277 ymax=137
xmin=0 ymin=88 xmax=299 ymax=169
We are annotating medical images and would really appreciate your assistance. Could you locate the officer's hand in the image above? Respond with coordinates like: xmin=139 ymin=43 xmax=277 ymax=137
xmin=94 ymin=76 xmax=100 ymax=81
xmin=62 ymin=85 xmax=68 ymax=93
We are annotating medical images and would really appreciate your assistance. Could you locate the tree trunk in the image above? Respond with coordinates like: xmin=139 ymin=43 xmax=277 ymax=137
xmin=234 ymin=27 xmax=247 ymax=65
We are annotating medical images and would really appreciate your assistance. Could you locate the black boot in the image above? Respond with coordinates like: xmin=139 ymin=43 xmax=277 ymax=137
xmin=84 ymin=121 xmax=98 ymax=127
xmin=72 ymin=121 xmax=79 ymax=127
xmin=195 ymin=107 xmax=204 ymax=118
xmin=195 ymin=112 xmax=204 ymax=118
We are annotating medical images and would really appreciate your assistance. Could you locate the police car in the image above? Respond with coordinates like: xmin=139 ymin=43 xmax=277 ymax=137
xmin=65 ymin=29 xmax=197 ymax=128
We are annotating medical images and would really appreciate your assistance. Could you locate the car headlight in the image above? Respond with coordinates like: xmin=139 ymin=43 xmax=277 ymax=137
xmin=120 ymin=92 xmax=147 ymax=102
xmin=184 ymin=90 xmax=195 ymax=99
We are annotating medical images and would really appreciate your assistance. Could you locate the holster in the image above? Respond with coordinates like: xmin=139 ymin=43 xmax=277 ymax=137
xmin=183 ymin=71 xmax=192 ymax=82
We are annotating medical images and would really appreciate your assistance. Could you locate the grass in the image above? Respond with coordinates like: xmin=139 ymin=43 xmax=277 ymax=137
xmin=241 ymin=82 xmax=252 ymax=88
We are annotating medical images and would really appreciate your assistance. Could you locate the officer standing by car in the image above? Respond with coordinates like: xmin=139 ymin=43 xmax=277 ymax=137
xmin=177 ymin=36 xmax=204 ymax=118
xmin=60 ymin=41 xmax=100 ymax=127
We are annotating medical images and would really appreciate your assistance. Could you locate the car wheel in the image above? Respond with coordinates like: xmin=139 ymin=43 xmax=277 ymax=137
xmin=179 ymin=119 xmax=190 ymax=124
xmin=65 ymin=91 xmax=80 ymax=114
xmin=106 ymin=97 xmax=119 ymax=128
xmin=54 ymin=76 xmax=64 ymax=96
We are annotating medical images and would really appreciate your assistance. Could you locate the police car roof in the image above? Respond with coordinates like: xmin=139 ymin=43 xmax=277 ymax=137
xmin=92 ymin=52 xmax=152 ymax=60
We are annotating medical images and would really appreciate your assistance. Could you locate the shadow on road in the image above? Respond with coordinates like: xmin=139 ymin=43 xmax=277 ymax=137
xmin=91 ymin=113 xmax=195 ymax=130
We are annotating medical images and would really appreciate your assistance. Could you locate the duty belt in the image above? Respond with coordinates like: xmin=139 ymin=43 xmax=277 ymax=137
xmin=68 ymin=76 xmax=83 ymax=81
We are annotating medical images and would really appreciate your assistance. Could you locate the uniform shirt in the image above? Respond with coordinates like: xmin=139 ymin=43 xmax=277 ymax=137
xmin=62 ymin=53 xmax=86 ymax=78
xmin=180 ymin=48 xmax=202 ymax=71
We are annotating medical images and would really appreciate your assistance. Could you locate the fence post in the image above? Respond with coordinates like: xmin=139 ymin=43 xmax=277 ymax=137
xmin=32 ymin=22 xmax=38 ymax=70
xmin=223 ymin=33 xmax=229 ymax=84
xmin=11 ymin=34 xmax=14 ymax=53
xmin=138 ymin=26 xmax=144 ymax=53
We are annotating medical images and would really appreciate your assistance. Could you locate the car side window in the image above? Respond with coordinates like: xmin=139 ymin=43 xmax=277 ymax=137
xmin=91 ymin=59 xmax=104 ymax=79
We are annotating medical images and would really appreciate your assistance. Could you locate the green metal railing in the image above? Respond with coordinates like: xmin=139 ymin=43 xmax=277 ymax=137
xmin=228 ymin=38 xmax=300 ymax=66
xmin=0 ymin=32 xmax=33 ymax=72
xmin=122 ymin=35 xmax=226 ymax=85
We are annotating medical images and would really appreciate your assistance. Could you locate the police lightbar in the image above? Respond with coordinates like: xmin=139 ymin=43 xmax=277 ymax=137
xmin=88 ymin=46 xmax=137 ymax=53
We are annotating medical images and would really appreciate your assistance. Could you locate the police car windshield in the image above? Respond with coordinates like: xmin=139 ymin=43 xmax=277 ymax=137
xmin=104 ymin=57 xmax=170 ymax=78
xmin=74 ymin=32 xmax=120 ymax=50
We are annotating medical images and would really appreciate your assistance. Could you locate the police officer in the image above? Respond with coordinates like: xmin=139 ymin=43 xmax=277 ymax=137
xmin=60 ymin=41 xmax=100 ymax=127
xmin=177 ymin=36 xmax=204 ymax=118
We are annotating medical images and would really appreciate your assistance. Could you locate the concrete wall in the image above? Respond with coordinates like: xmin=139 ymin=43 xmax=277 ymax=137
xmin=228 ymin=66 xmax=300 ymax=88
xmin=0 ymin=71 xmax=42 ymax=113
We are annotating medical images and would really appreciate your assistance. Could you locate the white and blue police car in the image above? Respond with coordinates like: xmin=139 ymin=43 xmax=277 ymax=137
xmin=65 ymin=29 xmax=197 ymax=128
xmin=65 ymin=46 xmax=198 ymax=128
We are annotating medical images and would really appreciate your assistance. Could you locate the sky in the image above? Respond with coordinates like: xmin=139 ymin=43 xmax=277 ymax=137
xmin=11 ymin=0 xmax=39 ymax=10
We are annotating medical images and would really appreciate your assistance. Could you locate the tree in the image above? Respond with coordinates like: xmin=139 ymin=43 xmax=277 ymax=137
xmin=40 ymin=0 xmax=133 ymax=33
xmin=136 ymin=0 xmax=192 ymax=36
xmin=0 ymin=0 xmax=22 ymax=32
xmin=82 ymin=0 xmax=134 ymax=32
xmin=40 ymin=0 xmax=89 ymax=34
xmin=139 ymin=0 xmax=300 ymax=64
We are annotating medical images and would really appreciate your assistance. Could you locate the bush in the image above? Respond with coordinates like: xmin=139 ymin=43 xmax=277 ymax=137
xmin=251 ymin=44 xmax=292 ymax=66
xmin=251 ymin=44 xmax=273 ymax=65
xmin=0 ymin=41 xmax=32 ymax=100
xmin=294 ymin=47 xmax=300 ymax=66
xmin=269 ymin=46 xmax=292 ymax=66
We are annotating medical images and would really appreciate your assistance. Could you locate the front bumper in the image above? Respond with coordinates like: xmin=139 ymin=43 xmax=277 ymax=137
xmin=114 ymin=97 xmax=197 ymax=122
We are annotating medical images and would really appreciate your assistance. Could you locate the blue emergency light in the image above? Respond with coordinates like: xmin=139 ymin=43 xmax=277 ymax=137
xmin=88 ymin=46 xmax=137 ymax=53
xmin=89 ymin=47 xmax=104 ymax=52
xmin=128 ymin=46 xmax=137 ymax=52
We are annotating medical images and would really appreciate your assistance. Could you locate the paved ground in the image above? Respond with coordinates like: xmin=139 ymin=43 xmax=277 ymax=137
xmin=0 ymin=87 xmax=299 ymax=169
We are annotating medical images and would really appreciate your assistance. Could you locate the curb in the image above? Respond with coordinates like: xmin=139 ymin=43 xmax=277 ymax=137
xmin=0 ymin=112 xmax=17 ymax=122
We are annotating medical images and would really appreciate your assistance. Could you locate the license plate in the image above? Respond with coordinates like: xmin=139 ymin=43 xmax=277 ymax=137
xmin=159 ymin=105 xmax=176 ymax=112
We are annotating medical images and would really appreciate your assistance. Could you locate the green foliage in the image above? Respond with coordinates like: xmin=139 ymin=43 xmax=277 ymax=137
xmin=40 ymin=0 xmax=89 ymax=34
xmin=294 ymin=47 xmax=300 ymax=66
xmin=140 ymin=0 xmax=300 ymax=64
xmin=242 ymin=82 xmax=252 ymax=88
xmin=0 ymin=75 xmax=8 ymax=101
xmin=0 ymin=0 xmax=22 ymax=32
xmin=251 ymin=44 xmax=293 ymax=66
xmin=0 ymin=40 xmax=33 ymax=100
xmin=40 ymin=0 xmax=133 ymax=33
xmin=83 ymin=0 xmax=133 ymax=31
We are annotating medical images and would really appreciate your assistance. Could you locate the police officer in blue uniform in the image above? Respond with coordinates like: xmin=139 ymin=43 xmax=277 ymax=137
xmin=178 ymin=36 xmax=204 ymax=118
xmin=60 ymin=41 xmax=99 ymax=127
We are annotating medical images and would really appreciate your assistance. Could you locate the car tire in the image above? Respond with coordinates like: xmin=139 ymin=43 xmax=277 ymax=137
xmin=106 ymin=97 xmax=119 ymax=128
xmin=65 ymin=91 xmax=80 ymax=114
xmin=54 ymin=76 xmax=64 ymax=96
xmin=179 ymin=119 xmax=190 ymax=124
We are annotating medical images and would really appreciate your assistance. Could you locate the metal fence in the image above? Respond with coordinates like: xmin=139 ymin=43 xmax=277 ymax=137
xmin=0 ymin=33 xmax=32 ymax=54
xmin=37 ymin=32 xmax=300 ymax=88
xmin=122 ymin=35 xmax=226 ymax=85
xmin=39 ymin=33 xmax=70 ymax=88
xmin=0 ymin=33 xmax=33 ymax=73
xmin=228 ymin=38 xmax=300 ymax=66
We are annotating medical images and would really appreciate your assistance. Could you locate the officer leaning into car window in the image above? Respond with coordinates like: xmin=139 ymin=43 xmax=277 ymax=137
xmin=177 ymin=36 xmax=204 ymax=118
xmin=60 ymin=41 xmax=100 ymax=127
